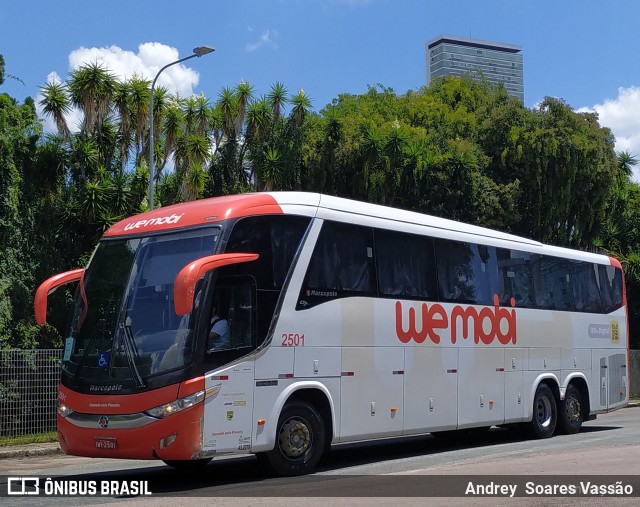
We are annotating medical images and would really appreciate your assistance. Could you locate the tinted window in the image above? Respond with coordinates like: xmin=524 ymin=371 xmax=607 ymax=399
xmin=224 ymin=215 xmax=310 ymax=340
xmin=375 ymin=229 xmax=436 ymax=299
xmin=497 ymin=249 xmax=534 ymax=308
xmin=531 ymin=255 xmax=572 ymax=310
xmin=225 ymin=215 xmax=310 ymax=289
xmin=435 ymin=240 xmax=498 ymax=305
xmin=599 ymin=264 xmax=624 ymax=313
xmin=570 ymin=261 xmax=602 ymax=313
xmin=298 ymin=221 xmax=375 ymax=309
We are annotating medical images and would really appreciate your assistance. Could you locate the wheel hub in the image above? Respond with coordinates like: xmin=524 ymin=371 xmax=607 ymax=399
xmin=536 ymin=396 xmax=552 ymax=428
xmin=279 ymin=418 xmax=311 ymax=458
xmin=566 ymin=395 xmax=581 ymax=423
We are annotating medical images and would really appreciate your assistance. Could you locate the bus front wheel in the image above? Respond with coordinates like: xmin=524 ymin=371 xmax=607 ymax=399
xmin=558 ymin=383 xmax=583 ymax=434
xmin=530 ymin=384 xmax=557 ymax=439
xmin=260 ymin=401 xmax=325 ymax=476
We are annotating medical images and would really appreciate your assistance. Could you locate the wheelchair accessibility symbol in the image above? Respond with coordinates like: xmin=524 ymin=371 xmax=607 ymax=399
xmin=97 ymin=351 xmax=110 ymax=368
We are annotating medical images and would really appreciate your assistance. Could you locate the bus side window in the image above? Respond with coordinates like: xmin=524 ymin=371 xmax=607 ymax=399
xmin=225 ymin=215 xmax=310 ymax=340
xmin=434 ymin=239 xmax=477 ymax=304
xmin=497 ymin=249 xmax=534 ymax=308
xmin=599 ymin=265 xmax=623 ymax=312
xmin=298 ymin=221 xmax=375 ymax=309
xmin=435 ymin=240 xmax=500 ymax=305
xmin=375 ymin=229 xmax=436 ymax=300
xmin=532 ymin=255 xmax=571 ymax=311
xmin=570 ymin=261 xmax=602 ymax=313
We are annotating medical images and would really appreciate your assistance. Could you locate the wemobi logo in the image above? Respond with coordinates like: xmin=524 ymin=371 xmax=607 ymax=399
xmin=123 ymin=213 xmax=185 ymax=231
xmin=395 ymin=294 xmax=517 ymax=345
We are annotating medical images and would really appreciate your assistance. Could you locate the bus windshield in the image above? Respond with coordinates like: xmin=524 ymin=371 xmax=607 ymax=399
xmin=61 ymin=228 xmax=219 ymax=389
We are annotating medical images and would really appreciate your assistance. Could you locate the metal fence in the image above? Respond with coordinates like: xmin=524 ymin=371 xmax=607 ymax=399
xmin=0 ymin=349 xmax=63 ymax=438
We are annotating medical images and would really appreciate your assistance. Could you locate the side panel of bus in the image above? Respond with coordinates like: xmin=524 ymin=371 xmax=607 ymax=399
xmin=458 ymin=348 xmax=505 ymax=428
xmin=339 ymin=346 xmax=404 ymax=441
xmin=403 ymin=346 xmax=458 ymax=434
xmin=504 ymin=348 xmax=525 ymax=423
xmin=591 ymin=349 xmax=628 ymax=411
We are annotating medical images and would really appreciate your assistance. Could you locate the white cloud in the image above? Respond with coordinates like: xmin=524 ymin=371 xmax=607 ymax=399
xmin=246 ymin=29 xmax=278 ymax=52
xmin=69 ymin=43 xmax=201 ymax=97
xmin=36 ymin=43 xmax=204 ymax=135
xmin=580 ymin=86 xmax=640 ymax=181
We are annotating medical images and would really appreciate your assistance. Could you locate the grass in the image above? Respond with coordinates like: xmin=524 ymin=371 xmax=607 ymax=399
xmin=0 ymin=432 xmax=57 ymax=447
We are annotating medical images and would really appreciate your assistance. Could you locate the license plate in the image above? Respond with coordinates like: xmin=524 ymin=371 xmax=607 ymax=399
xmin=95 ymin=437 xmax=118 ymax=450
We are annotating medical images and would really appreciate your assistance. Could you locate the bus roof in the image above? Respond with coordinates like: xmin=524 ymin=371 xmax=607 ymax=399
xmin=103 ymin=192 xmax=612 ymax=265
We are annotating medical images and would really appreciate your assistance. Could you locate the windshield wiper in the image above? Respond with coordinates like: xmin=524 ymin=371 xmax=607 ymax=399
xmin=119 ymin=320 xmax=146 ymax=388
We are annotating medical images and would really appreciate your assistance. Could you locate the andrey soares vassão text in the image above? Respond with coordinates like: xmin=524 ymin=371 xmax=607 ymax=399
xmin=464 ymin=480 xmax=634 ymax=497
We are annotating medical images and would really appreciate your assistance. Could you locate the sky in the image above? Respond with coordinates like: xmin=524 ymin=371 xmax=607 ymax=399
xmin=1 ymin=0 xmax=640 ymax=178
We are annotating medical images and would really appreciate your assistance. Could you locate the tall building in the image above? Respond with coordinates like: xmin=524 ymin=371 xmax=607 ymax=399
xmin=426 ymin=35 xmax=524 ymax=101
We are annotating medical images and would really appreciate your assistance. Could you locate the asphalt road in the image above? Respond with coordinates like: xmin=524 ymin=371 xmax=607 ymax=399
xmin=2 ymin=406 xmax=640 ymax=506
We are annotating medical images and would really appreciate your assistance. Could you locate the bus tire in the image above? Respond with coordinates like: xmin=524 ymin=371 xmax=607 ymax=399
xmin=530 ymin=384 xmax=557 ymax=439
xmin=260 ymin=401 xmax=325 ymax=476
xmin=162 ymin=458 xmax=212 ymax=470
xmin=558 ymin=383 xmax=583 ymax=434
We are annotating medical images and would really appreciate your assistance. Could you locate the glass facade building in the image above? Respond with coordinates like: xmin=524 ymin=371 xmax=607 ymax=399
xmin=426 ymin=35 xmax=524 ymax=101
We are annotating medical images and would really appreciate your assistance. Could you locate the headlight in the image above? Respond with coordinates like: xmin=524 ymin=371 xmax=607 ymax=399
xmin=144 ymin=391 xmax=205 ymax=419
xmin=57 ymin=400 xmax=74 ymax=418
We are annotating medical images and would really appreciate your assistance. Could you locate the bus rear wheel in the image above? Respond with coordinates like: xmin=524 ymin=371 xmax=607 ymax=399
xmin=558 ymin=383 xmax=583 ymax=434
xmin=530 ymin=384 xmax=557 ymax=439
xmin=260 ymin=401 xmax=325 ymax=476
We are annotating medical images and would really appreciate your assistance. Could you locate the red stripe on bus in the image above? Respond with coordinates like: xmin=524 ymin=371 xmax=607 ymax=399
xmin=104 ymin=193 xmax=283 ymax=237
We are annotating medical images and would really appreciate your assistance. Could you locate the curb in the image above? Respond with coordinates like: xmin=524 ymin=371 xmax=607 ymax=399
xmin=0 ymin=443 xmax=62 ymax=460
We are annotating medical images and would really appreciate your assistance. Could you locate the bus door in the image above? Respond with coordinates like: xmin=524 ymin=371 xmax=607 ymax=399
xmin=201 ymin=276 xmax=257 ymax=454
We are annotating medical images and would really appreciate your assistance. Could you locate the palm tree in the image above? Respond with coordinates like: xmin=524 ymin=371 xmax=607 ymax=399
xmin=67 ymin=62 xmax=116 ymax=136
xmin=113 ymin=80 xmax=134 ymax=168
xmin=39 ymin=82 xmax=71 ymax=138
xmin=180 ymin=163 xmax=208 ymax=202
xmin=160 ymin=98 xmax=184 ymax=172
xmin=207 ymin=105 xmax=224 ymax=156
xmin=245 ymin=96 xmax=272 ymax=143
xmin=261 ymin=147 xmax=282 ymax=191
xmin=183 ymin=95 xmax=210 ymax=137
xmin=127 ymin=76 xmax=151 ymax=163
xmin=217 ymin=87 xmax=237 ymax=138
xmin=235 ymin=81 xmax=254 ymax=135
xmin=149 ymin=85 xmax=170 ymax=175
xmin=617 ymin=151 xmax=638 ymax=180
xmin=267 ymin=82 xmax=288 ymax=122
xmin=192 ymin=94 xmax=210 ymax=137
xmin=290 ymin=89 xmax=312 ymax=129
xmin=69 ymin=135 xmax=99 ymax=183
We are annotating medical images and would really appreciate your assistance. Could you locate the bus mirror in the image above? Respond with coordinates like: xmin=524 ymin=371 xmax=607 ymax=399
xmin=34 ymin=268 xmax=85 ymax=325
xmin=174 ymin=253 xmax=259 ymax=316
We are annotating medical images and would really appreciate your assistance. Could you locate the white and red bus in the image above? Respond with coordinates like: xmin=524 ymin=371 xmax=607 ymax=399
xmin=35 ymin=192 xmax=629 ymax=475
